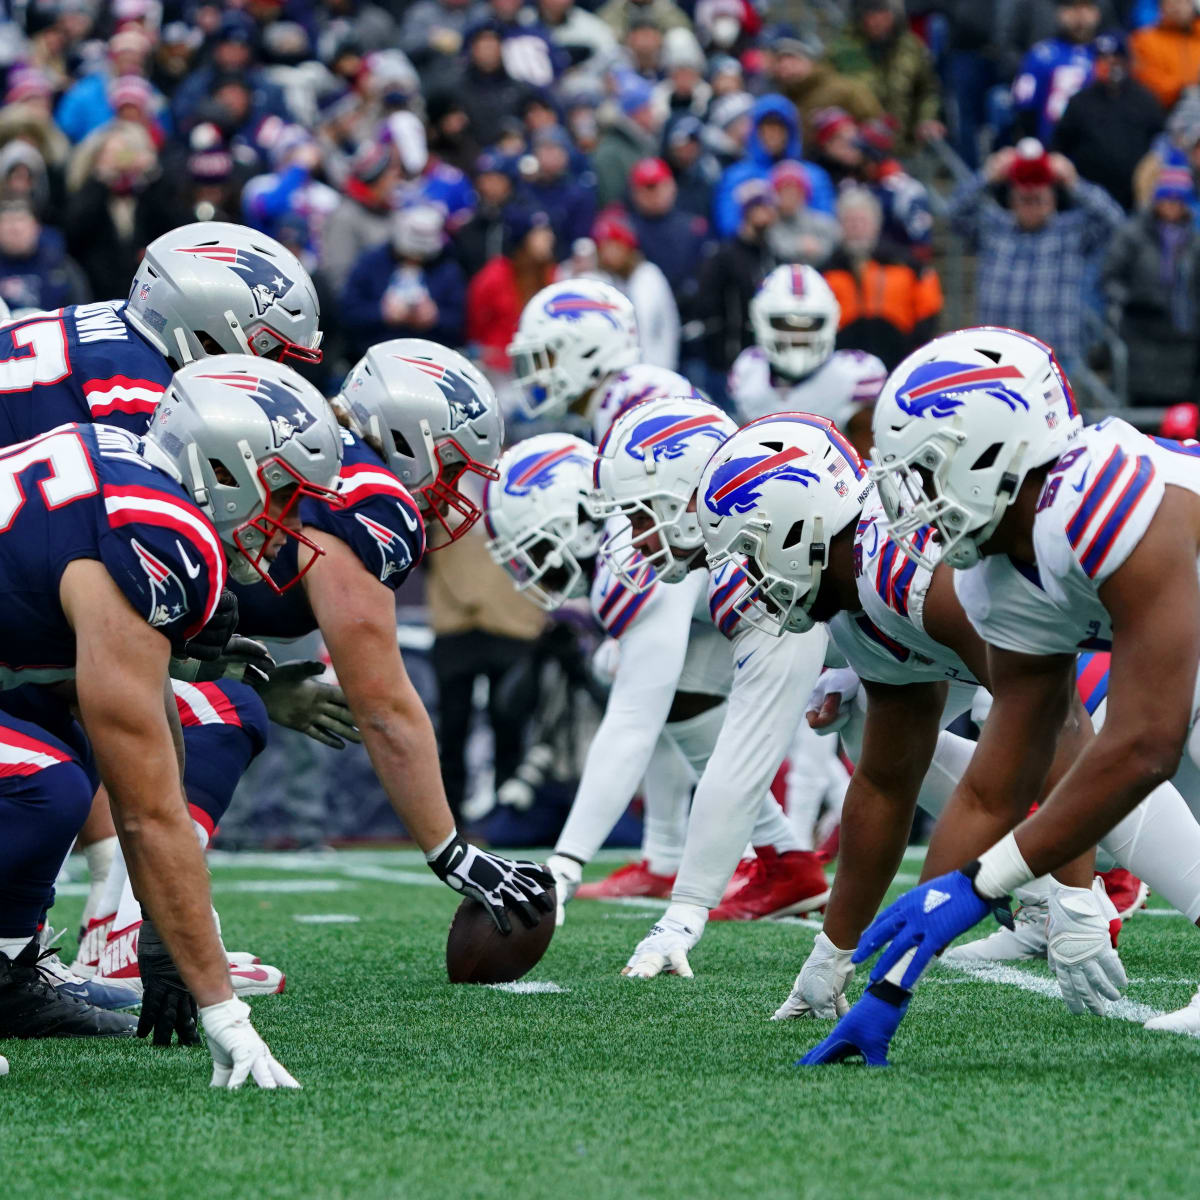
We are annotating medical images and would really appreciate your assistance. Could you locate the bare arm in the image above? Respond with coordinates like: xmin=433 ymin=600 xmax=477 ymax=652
xmin=62 ymin=559 xmax=231 ymax=1007
xmin=919 ymin=562 xmax=991 ymax=687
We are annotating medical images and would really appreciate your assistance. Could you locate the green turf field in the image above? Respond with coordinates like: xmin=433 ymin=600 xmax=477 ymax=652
xmin=5 ymin=847 xmax=1200 ymax=1200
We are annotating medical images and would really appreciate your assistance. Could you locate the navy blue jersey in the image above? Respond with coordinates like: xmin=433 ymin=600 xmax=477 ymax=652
xmin=0 ymin=422 xmax=224 ymax=688
xmin=0 ymin=301 xmax=172 ymax=445
xmin=1011 ymin=38 xmax=1094 ymax=144
xmin=233 ymin=429 xmax=425 ymax=639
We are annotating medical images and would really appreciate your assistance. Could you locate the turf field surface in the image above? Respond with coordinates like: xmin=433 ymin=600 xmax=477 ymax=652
xmin=5 ymin=847 xmax=1200 ymax=1200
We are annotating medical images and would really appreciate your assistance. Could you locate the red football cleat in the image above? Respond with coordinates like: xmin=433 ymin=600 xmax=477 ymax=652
xmin=1099 ymin=868 xmax=1149 ymax=921
xmin=718 ymin=857 xmax=759 ymax=903
xmin=574 ymin=860 xmax=675 ymax=900
xmin=708 ymin=847 xmax=830 ymax=920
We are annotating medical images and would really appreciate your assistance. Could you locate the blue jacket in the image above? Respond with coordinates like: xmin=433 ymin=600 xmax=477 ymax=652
xmin=527 ymin=174 xmax=596 ymax=252
xmin=712 ymin=94 xmax=835 ymax=237
xmin=56 ymin=72 xmax=171 ymax=144
xmin=629 ymin=208 xmax=711 ymax=300
xmin=0 ymin=228 xmax=82 ymax=313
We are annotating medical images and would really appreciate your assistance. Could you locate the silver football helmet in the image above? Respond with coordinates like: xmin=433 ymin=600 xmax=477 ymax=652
xmin=145 ymin=354 xmax=344 ymax=591
xmin=335 ymin=338 xmax=503 ymax=550
xmin=126 ymin=222 xmax=323 ymax=367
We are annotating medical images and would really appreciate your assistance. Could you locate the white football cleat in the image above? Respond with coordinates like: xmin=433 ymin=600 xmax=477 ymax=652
xmin=943 ymin=896 xmax=1049 ymax=963
xmin=70 ymin=912 xmax=115 ymax=978
xmin=227 ymin=961 xmax=286 ymax=997
xmin=1145 ymin=989 xmax=1200 ymax=1037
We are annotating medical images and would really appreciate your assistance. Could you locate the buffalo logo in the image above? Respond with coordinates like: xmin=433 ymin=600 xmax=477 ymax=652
xmin=544 ymin=291 xmax=622 ymax=329
xmin=624 ymin=412 xmax=727 ymax=465
xmin=174 ymin=244 xmax=294 ymax=316
xmin=503 ymin=445 xmax=588 ymax=498
xmin=131 ymin=538 xmax=190 ymax=628
xmin=198 ymin=373 xmax=316 ymax=447
xmin=705 ymin=447 xmax=820 ymax=517
xmin=355 ymin=511 xmax=413 ymax=583
xmin=895 ymin=361 xmax=1029 ymax=419
xmin=392 ymin=354 xmax=486 ymax=428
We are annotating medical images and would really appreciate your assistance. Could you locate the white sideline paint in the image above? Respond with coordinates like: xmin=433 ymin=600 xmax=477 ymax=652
xmin=294 ymin=913 xmax=361 ymax=924
xmin=486 ymin=981 xmax=566 ymax=994
xmin=222 ymin=879 xmax=350 ymax=893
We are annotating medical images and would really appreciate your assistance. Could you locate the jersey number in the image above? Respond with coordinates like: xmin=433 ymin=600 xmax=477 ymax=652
xmin=0 ymin=319 xmax=70 ymax=393
xmin=0 ymin=430 xmax=99 ymax=533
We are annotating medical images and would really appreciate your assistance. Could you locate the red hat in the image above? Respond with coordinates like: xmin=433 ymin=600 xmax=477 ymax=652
xmin=1162 ymin=403 xmax=1200 ymax=442
xmin=812 ymin=106 xmax=856 ymax=146
xmin=630 ymin=157 xmax=671 ymax=188
xmin=770 ymin=159 xmax=811 ymax=200
xmin=1009 ymin=138 xmax=1054 ymax=187
xmin=592 ymin=206 xmax=638 ymax=248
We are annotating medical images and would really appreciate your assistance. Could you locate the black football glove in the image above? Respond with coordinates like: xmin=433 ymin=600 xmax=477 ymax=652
xmin=177 ymin=589 xmax=240 ymax=662
xmin=429 ymin=835 xmax=555 ymax=935
xmin=136 ymin=917 xmax=200 ymax=1048
xmin=193 ymin=636 xmax=276 ymax=688
xmin=253 ymin=660 xmax=361 ymax=749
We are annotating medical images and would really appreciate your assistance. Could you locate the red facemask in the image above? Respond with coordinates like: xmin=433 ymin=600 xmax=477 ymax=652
xmin=417 ymin=436 xmax=500 ymax=550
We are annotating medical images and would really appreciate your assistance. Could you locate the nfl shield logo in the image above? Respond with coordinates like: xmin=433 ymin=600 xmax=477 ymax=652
xmin=834 ymin=479 xmax=849 ymax=497
xmin=138 ymin=282 xmax=151 ymax=301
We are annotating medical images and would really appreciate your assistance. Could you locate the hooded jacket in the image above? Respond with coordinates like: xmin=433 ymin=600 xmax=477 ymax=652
xmin=712 ymin=94 xmax=835 ymax=237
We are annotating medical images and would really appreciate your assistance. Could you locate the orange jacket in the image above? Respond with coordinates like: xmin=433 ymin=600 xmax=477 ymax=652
xmin=823 ymin=258 xmax=943 ymax=335
xmin=1130 ymin=20 xmax=1200 ymax=110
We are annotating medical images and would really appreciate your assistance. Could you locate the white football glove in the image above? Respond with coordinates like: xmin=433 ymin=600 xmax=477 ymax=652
xmin=200 ymin=997 xmax=300 ymax=1090
xmin=1047 ymin=878 xmax=1127 ymax=1016
xmin=771 ymin=932 xmax=856 ymax=1019
xmin=547 ymin=853 xmax=583 ymax=926
xmin=805 ymin=668 xmax=861 ymax=734
xmin=622 ymin=903 xmax=706 ymax=979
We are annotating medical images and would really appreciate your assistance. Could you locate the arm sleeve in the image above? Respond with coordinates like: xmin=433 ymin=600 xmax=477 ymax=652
xmin=1072 ymin=180 xmax=1126 ymax=255
xmin=946 ymin=174 xmax=997 ymax=247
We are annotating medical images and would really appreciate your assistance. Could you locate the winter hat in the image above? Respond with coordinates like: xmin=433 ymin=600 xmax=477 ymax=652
xmin=4 ymin=67 xmax=52 ymax=105
xmin=108 ymin=75 xmax=154 ymax=114
xmin=503 ymin=205 xmax=552 ymax=254
xmin=1155 ymin=151 xmax=1195 ymax=203
xmin=662 ymin=28 xmax=706 ymax=72
xmin=616 ymin=73 xmax=655 ymax=117
xmin=1009 ymin=138 xmax=1054 ymax=187
xmin=631 ymin=157 xmax=672 ymax=188
xmin=770 ymin=159 xmax=811 ymax=201
xmin=392 ymin=205 xmax=446 ymax=258
xmin=709 ymin=90 xmax=754 ymax=130
xmin=352 ymin=142 xmax=394 ymax=186
xmin=812 ymin=106 xmax=856 ymax=146
xmin=592 ymin=206 xmax=638 ymax=247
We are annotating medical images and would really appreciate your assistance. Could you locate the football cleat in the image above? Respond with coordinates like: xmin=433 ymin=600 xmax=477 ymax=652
xmin=0 ymin=942 xmax=136 ymax=1038
xmin=708 ymin=848 xmax=830 ymax=921
xmin=942 ymin=895 xmax=1049 ymax=962
xmin=1098 ymin=868 xmax=1149 ymax=922
xmin=718 ymin=857 xmax=758 ymax=903
xmin=1145 ymin=988 xmax=1200 ymax=1037
xmin=574 ymin=860 xmax=675 ymax=900
xmin=70 ymin=911 xmax=115 ymax=978
xmin=227 ymin=961 xmax=286 ymax=996
xmin=36 ymin=930 xmax=139 ymax=1011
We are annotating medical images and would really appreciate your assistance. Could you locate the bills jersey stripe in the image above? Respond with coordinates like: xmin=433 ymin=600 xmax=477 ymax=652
xmin=1078 ymin=455 xmax=1155 ymax=579
xmin=1075 ymin=651 xmax=1110 ymax=717
xmin=1066 ymin=447 xmax=1126 ymax=547
xmin=607 ymin=587 xmax=653 ymax=637
xmin=854 ymin=613 xmax=910 ymax=661
xmin=891 ymin=554 xmax=920 ymax=617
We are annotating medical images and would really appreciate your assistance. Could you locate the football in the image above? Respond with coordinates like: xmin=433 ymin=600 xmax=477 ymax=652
xmin=445 ymin=891 xmax=557 ymax=984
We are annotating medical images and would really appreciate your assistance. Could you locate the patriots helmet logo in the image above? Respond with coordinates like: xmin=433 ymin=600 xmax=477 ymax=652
xmin=355 ymin=511 xmax=414 ymax=583
xmin=130 ymin=538 xmax=190 ymax=628
xmin=895 ymin=361 xmax=1030 ymax=419
xmin=624 ymin=412 xmax=727 ymax=465
xmin=392 ymin=355 xmax=486 ymax=428
xmin=174 ymin=245 xmax=294 ymax=316
xmin=705 ymin=447 xmax=821 ymax=516
xmin=544 ymin=291 xmax=621 ymax=329
xmin=503 ymin=445 xmax=589 ymax=497
xmin=198 ymin=373 xmax=317 ymax=447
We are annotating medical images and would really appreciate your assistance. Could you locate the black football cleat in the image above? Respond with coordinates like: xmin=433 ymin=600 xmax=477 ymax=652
xmin=0 ymin=941 xmax=137 ymax=1039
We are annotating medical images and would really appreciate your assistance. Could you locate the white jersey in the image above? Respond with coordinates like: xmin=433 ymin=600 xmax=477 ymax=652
xmin=729 ymin=347 xmax=887 ymax=432
xmin=956 ymin=419 xmax=1200 ymax=656
xmin=589 ymin=364 xmax=701 ymax=445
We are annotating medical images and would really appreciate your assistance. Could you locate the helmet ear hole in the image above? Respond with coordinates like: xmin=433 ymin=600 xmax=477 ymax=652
xmin=971 ymin=442 xmax=1002 ymax=471
xmin=209 ymin=458 xmax=236 ymax=486
xmin=389 ymin=428 xmax=415 ymax=458
xmin=782 ymin=519 xmax=805 ymax=550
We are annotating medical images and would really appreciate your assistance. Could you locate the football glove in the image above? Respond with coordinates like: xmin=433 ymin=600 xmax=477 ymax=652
xmin=1047 ymin=878 xmax=1127 ymax=1016
xmin=200 ymin=997 xmax=299 ymax=1090
xmin=255 ymin=661 xmax=361 ymax=749
xmin=429 ymin=836 xmax=555 ymax=934
xmin=798 ymin=982 xmax=910 ymax=1067
xmin=193 ymin=636 xmax=276 ymax=688
xmin=805 ymin=667 xmax=860 ymax=734
xmin=178 ymin=589 xmax=240 ymax=662
xmin=622 ymin=903 xmax=706 ymax=979
xmin=546 ymin=853 xmax=583 ymax=926
xmin=136 ymin=917 xmax=199 ymax=1048
xmin=772 ymin=932 xmax=856 ymax=1020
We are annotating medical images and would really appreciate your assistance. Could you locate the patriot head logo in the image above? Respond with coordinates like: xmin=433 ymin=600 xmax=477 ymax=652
xmin=199 ymin=373 xmax=317 ymax=448
xmin=624 ymin=412 xmax=727 ymax=465
xmin=544 ymin=291 xmax=622 ymax=329
xmin=392 ymin=355 xmax=486 ymax=428
xmin=704 ymin=447 xmax=820 ymax=517
xmin=503 ymin=445 xmax=588 ymax=498
xmin=131 ymin=538 xmax=190 ymax=628
xmin=355 ymin=511 xmax=414 ymax=583
xmin=174 ymin=244 xmax=294 ymax=317
xmin=895 ymin=361 xmax=1030 ymax=419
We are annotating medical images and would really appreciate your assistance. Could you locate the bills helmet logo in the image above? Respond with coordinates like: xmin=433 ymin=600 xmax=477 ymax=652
xmin=544 ymin=291 xmax=622 ymax=329
xmin=624 ymin=412 xmax=727 ymax=465
xmin=392 ymin=355 xmax=487 ymax=428
xmin=355 ymin=511 xmax=414 ymax=583
xmin=174 ymin=245 xmax=294 ymax=316
xmin=895 ymin=361 xmax=1029 ymax=419
xmin=198 ymin=373 xmax=317 ymax=447
xmin=503 ymin=445 xmax=589 ymax=498
xmin=705 ymin=447 xmax=820 ymax=517
xmin=131 ymin=538 xmax=190 ymax=628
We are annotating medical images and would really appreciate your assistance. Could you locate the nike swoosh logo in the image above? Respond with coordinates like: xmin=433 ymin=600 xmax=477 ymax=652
xmin=736 ymin=652 xmax=755 ymax=669
xmin=396 ymin=502 xmax=421 ymax=533
xmin=1071 ymin=468 xmax=1089 ymax=494
xmin=229 ymin=965 xmax=271 ymax=982
xmin=175 ymin=540 xmax=201 ymax=579
xmin=445 ymin=844 xmax=467 ymax=873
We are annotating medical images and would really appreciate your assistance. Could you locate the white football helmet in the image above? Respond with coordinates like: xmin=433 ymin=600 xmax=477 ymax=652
xmin=126 ymin=222 xmax=323 ymax=366
xmin=508 ymin=279 xmax=639 ymax=419
xmin=870 ymin=326 xmax=1081 ymax=571
xmin=751 ymin=264 xmax=840 ymax=380
xmin=591 ymin=364 xmax=704 ymax=444
xmin=145 ymin=355 xmax=344 ymax=591
xmin=594 ymin=395 xmax=736 ymax=589
xmin=335 ymin=339 xmax=503 ymax=549
xmin=484 ymin=433 xmax=604 ymax=610
xmin=699 ymin=414 xmax=870 ymax=635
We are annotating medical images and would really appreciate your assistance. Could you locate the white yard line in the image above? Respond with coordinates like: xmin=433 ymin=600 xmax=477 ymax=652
xmin=294 ymin=913 xmax=361 ymax=924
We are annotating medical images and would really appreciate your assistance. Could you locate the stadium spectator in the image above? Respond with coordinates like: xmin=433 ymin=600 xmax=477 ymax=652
xmin=661 ymin=113 xmax=720 ymax=219
xmin=320 ymin=142 xmax=400 ymax=296
xmin=1130 ymin=0 xmax=1200 ymax=112
xmin=593 ymin=75 xmax=661 ymax=206
xmin=1010 ymin=0 xmax=1101 ymax=145
xmin=425 ymin=92 xmax=481 ymax=176
xmin=1103 ymin=157 xmax=1200 ymax=408
xmin=458 ymin=19 xmax=532 ymax=150
xmin=525 ymin=126 xmax=596 ymax=253
xmin=704 ymin=89 xmax=754 ymax=168
xmin=857 ymin=118 xmax=935 ymax=259
xmin=456 ymin=151 xmax=523 ymax=279
xmin=599 ymin=0 xmax=691 ymax=40
xmin=340 ymin=204 xmax=466 ymax=360
xmin=626 ymin=156 xmax=709 ymax=302
xmin=623 ymin=11 xmax=666 ymax=80
xmin=400 ymin=0 xmax=481 ymax=77
xmin=808 ymin=107 xmax=864 ymax=188
xmin=948 ymin=141 xmax=1123 ymax=370
xmin=538 ymin=0 xmax=619 ymax=71
xmin=938 ymin=0 xmax=1008 ymax=169
xmin=55 ymin=27 xmax=162 ymax=145
xmin=766 ymin=160 xmax=840 ymax=268
xmin=652 ymin=28 xmax=710 ymax=122
xmin=0 ymin=197 xmax=88 ymax=313
xmin=828 ymin=0 xmax=943 ymax=157
xmin=823 ymin=187 xmax=942 ymax=369
xmin=1054 ymin=33 xmax=1162 ymax=211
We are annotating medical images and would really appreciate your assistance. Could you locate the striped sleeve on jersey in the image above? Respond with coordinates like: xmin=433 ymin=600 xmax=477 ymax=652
xmin=83 ymin=375 xmax=165 ymax=420
xmin=1075 ymin=650 xmax=1110 ymax=717
xmin=708 ymin=562 xmax=756 ymax=638
xmin=595 ymin=575 xmax=656 ymax=638
xmin=872 ymin=529 xmax=931 ymax=618
xmin=853 ymin=613 xmax=911 ymax=662
xmin=1064 ymin=447 xmax=1156 ymax=580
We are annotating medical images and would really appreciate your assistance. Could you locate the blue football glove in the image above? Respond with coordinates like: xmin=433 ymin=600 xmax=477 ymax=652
xmin=853 ymin=868 xmax=1013 ymax=989
xmin=797 ymin=983 xmax=911 ymax=1067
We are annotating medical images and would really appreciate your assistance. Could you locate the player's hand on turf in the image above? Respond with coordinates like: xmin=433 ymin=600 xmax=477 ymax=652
xmin=200 ymin=997 xmax=300 ymax=1090
xmin=798 ymin=983 xmax=911 ymax=1067
xmin=256 ymin=660 xmax=361 ymax=749
xmin=806 ymin=668 xmax=860 ymax=733
xmin=179 ymin=589 xmax=241 ymax=662
xmin=546 ymin=853 xmax=582 ymax=926
xmin=854 ymin=869 xmax=1012 ymax=989
xmin=430 ymin=835 xmax=555 ymax=934
xmin=136 ymin=918 xmax=200 ymax=1047
xmin=622 ymin=903 xmax=706 ymax=979
xmin=1047 ymin=881 xmax=1128 ymax=1015
xmin=773 ymin=932 xmax=856 ymax=1019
